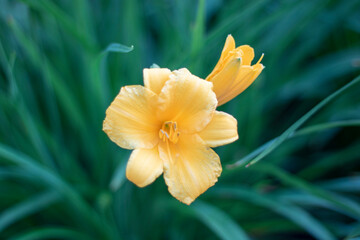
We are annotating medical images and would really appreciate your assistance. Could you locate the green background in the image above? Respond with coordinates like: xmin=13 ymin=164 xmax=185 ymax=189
xmin=0 ymin=0 xmax=360 ymax=239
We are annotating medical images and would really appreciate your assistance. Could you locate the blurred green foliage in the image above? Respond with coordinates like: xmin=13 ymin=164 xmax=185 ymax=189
xmin=0 ymin=0 xmax=360 ymax=239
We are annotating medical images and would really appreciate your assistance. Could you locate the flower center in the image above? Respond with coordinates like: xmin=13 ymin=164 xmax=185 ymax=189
xmin=159 ymin=121 xmax=180 ymax=144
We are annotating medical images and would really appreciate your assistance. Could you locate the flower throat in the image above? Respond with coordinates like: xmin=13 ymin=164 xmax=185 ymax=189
xmin=159 ymin=121 xmax=180 ymax=144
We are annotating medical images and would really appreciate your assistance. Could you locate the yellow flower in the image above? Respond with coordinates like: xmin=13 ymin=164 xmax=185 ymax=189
xmin=103 ymin=68 xmax=238 ymax=204
xmin=206 ymin=35 xmax=264 ymax=106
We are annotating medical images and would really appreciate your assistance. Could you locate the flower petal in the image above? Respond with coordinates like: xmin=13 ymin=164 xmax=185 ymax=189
xmin=103 ymin=86 xmax=160 ymax=149
xmin=208 ymin=57 xmax=241 ymax=102
xmin=237 ymin=45 xmax=254 ymax=65
xmin=218 ymin=64 xmax=264 ymax=105
xmin=220 ymin=34 xmax=236 ymax=61
xmin=157 ymin=69 xmax=217 ymax=133
xmin=159 ymin=134 xmax=222 ymax=205
xmin=126 ymin=147 xmax=163 ymax=187
xmin=206 ymin=35 xmax=235 ymax=81
xmin=143 ymin=68 xmax=171 ymax=95
xmin=198 ymin=111 xmax=238 ymax=147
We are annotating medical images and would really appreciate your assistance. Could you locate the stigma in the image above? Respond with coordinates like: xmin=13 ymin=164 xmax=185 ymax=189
xmin=159 ymin=121 xmax=180 ymax=144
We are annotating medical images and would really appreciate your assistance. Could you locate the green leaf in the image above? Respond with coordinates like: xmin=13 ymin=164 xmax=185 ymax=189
xmin=0 ymin=191 xmax=59 ymax=232
xmin=206 ymin=0 xmax=271 ymax=44
xmin=275 ymin=190 xmax=359 ymax=218
xmin=320 ymin=176 xmax=360 ymax=193
xmin=298 ymin=142 xmax=360 ymax=179
xmin=294 ymin=120 xmax=360 ymax=136
xmin=103 ymin=43 xmax=134 ymax=54
xmin=150 ymin=63 xmax=160 ymax=68
xmin=8 ymin=17 xmax=87 ymax=138
xmin=20 ymin=0 xmax=96 ymax=51
xmin=95 ymin=42 xmax=134 ymax=107
xmin=191 ymin=0 xmax=205 ymax=55
xmin=254 ymin=164 xmax=360 ymax=219
xmin=9 ymin=227 xmax=92 ymax=240
xmin=109 ymin=154 xmax=129 ymax=191
xmin=227 ymin=119 xmax=360 ymax=169
xmin=227 ymin=75 xmax=360 ymax=168
xmin=0 ymin=144 xmax=112 ymax=239
xmin=346 ymin=223 xmax=360 ymax=240
xmin=190 ymin=201 xmax=250 ymax=240
xmin=210 ymin=186 xmax=336 ymax=240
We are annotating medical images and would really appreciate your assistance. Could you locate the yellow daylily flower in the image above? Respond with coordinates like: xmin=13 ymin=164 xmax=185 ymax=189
xmin=103 ymin=68 xmax=238 ymax=205
xmin=206 ymin=34 xmax=264 ymax=106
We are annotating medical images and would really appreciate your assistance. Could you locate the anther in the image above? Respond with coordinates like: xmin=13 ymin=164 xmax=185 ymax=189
xmin=159 ymin=121 xmax=180 ymax=143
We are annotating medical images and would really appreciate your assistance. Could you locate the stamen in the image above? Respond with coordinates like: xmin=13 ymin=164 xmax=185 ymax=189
xmin=159 ymin=121 xmax=180 ymax=143
xmin=256 ymin=53 xmax=264 ymax=64
xmin=166 ymin=139 xmax=174 ymax=165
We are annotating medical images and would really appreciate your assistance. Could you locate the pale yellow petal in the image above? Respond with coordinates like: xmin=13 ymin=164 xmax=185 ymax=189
xmin=220 ymin=34 xmax=236 ymax=61
xmin=209 ymin=57 xmax=241 ymax=102
xmin=206 ymin=34 xmax=264 ymax=106
xmin=143 ymin=68 xmax=171 ymax=95
xmin=206 ymin=35 xmax=235 ymax=81
xmin=215 ymin=35 xmax=236 ymax=70
xmin=157 ymin=69 xmax=217 ymax=133
xmin=198 ymin=111 xmax=238 ymax=147
xmin=126 ymin=147 xmax=163 ymax=187
xmin=216 ymin=66 xmax=253 ymax=106
xmin=103 ymin=86 xmax=161 ymax=149
xmin=159 ymin=134 xmax=222 ymax=205
xmin=218 ymin=64 xmax=264 ymax=105
xmin=237 ymin=45 xmax=254 ymax=65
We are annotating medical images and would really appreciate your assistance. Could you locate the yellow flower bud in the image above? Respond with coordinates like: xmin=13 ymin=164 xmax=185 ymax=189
xmin=206 ymin=35 xmax=264 ymax=106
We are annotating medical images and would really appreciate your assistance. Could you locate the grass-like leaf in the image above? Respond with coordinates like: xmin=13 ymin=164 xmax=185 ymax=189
xmin=190 ymin=201 xmax=250 ymax=240
xmin=254 ymin=164 xmax=360 ymax=219
xmin=210 ymin=186 xmax=336 ymax=240
xmin=227 ymin=75 xmax=360 ymax=169
xmin=9 ymin=227 xmax=92 ymax=240
xmin=103 ymin=43 xmax=134 ymax=54
xmin=0 ymin=191 xmax=59 ymax=232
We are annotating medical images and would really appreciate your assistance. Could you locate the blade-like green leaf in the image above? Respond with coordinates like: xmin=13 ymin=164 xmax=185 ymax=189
xmin=190 ymin=0 xmax=205 ymax=64
xmin=254 ymin=164 xmax=360 ymax=219
xmin=0 ymin=143 xmax=112 ymax=239
xmin=319 ymin=177 xmax=360 ymax=193
xmin=103 ymin=43 xmax=134 ymax=54
xmin=20 ymin=0 xmax=96 ymax=51
xmin=9 ymin=227 xmax=92 ymax=240
xmin=346 ymin=223 xmax=360 ymax=240
xmin=0 ymin=191 xmax=59 ymax=232
xmin=227 ymin=75 xmax=360 ymax=168
xmin=227 ymin=119 xmax=360 ymax=169
xmin=210 ymin=186 xmax=336 ymax=240
xmin=109 ymin=153 xmax=129 ymax=191
xmin=150 ymin=63 xmax=160 ymax=68
xmin=190 ymin=201 xmax=250 ymax=240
